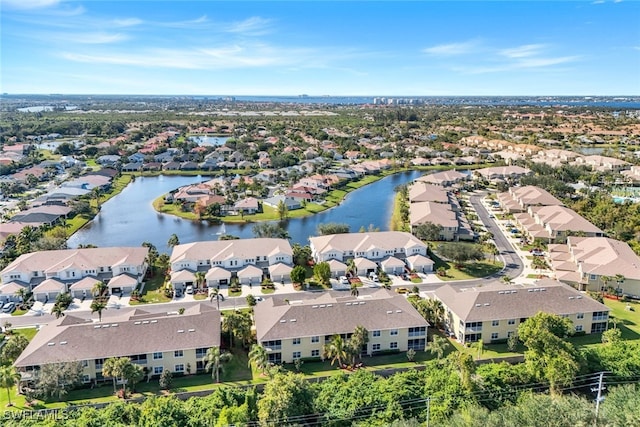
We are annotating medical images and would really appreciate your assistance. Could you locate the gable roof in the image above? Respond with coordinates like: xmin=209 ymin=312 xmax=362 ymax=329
xmin=14 ymin=303 xmax=221 ymax=368
xmin=171 ymin=238 xmax=292 ymax=264
xmin=254 ymin=289 xmax=428 ymax=342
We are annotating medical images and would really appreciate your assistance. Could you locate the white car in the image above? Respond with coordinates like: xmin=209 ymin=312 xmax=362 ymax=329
xmin=185 ymin=285 xmax=194 ymax=295
xmin=339 ymin=276 xmax=350 ymax=285
xmin=369 ymin=272 xmax=379 ymax=282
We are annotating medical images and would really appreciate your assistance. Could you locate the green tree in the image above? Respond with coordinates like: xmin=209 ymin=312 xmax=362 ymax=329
xmin=0 ymin=365 xmax=20 ymax=406
xmin=203 ymin=346 xmax=232 ymax=383
xmin=414 ymin=222 xmax=443 ymax=241
xmin=0 ymin=334 xmax=29 ymax=363
xmin=102 ymin=357 xmax=126 ymax=394
xmin=92 ymin=281 xmax=108 ymax=299
xmin=167 ymin=233 xmax=180 ymax=248
xmin=277 ymin=200 xmax=289 ymax=221
xmin=257 ymin=372 xmax=314 ymax=426
xmin=313 ymin=261 xmax=331 ymax=286
xmin=518 ymin=312 xmax=580 ymax=394
xmin=290 ymin=265 xmax=306 ymax=285
xmin=245 ymin=294 xmax=257 ymax=307
xmin=348 ymin=325 xmax=369 ymax=365
xmin=252 ymin=223 xmax=290 ymax=239
xmin=248 ymin=344 xmax=269 ymax=375
xmin=291 ymin=243 xmax=311 ymax=266
xmin=34 ymin=361 xmax=83 ymax=400
xmin=350 ymin=282 xmax=359 ymax=297
xmin=90 ymin=299 xmax=108 ymax=322
xmin=51 ymin=303 xmax=66 ymax=319
xmin=138 ymin=396 xmax=189 ymax=427
xmin=222 ymin=310 xmax=252 ymax=348
xmin=159 ymin=369 xmax=172 ymax=390
xmin=437 ymin=242 xmax=485 ymax=268
xmin=194 ymin=271 xmax=206 ymax=291
xmin=317 ymin=222 xmax=350 ymax=235
xmin=323 ymin=334 xmax=349 ymax=367
xmin=601 ymin=384 xmax=640 ymax=427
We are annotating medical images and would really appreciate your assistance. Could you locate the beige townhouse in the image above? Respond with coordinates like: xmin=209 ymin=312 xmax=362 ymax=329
xmin=254 ymin=289 xmax=429 ymax=364
xmin=169 ymin=238 xmax=293 ymax=291
xmin=514 ymin=205 xmax=604 ymax=244
xmin=0 ymin=247 xmax=149 ymax=302
xmin=14 ymin=303 xmax=221 ymax=390
xmin=432 ymin=279 xmax=610 ymax=345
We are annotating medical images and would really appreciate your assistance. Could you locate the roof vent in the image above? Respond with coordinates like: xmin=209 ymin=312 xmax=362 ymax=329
xmin=111 ymin=324 xmax=118 ymax=327
xmin=540 ymin=288 xmax=546 ymax=291
xmin=290 ymin=319 xmax=297 ymax=322
xmin=576 ymin=296 xmax=583 ymax=299
xmin=280 ymin=320 xmax=286 ymax=323
xmin=484 ymin=303 xmax=490 ymax=306
xmin=177 ymin=329 xmax=185 ymax=333
xmin=346 ymin=302 xmax=352 ymax=306
xmin=475 ymin=303 xmax=481 ymax=307
xmin=312 ymin=305 xmax=318 ymax=308
xmin=102 ymin=324 xmax=110 ymax=328
xmin=94 ymin=325 xmax=101 ymax=329
xmin=528 ymin=289 xmax=534 ymax=292
xmin=319 ymin=304 xmax=326 ymax=308
xmin=47 ymin=342 xmax=55 ymax=346
xmin=134 ymin=321 xmax=141 ymax=325
xmin=188 ymin=328 xmax=195 ymax=332
xmin=498 ymin=291 xmax=505 ymax=294
xmin=387 ymin=310 xmax=393 ymax=314
xmin=327 ymin=304 xmax=333 ymax=307
xmin=142 ymin=320 xmax=149 ymax=324
xmin=60 ymin=341 xmax=67 ymax=345
xmin=150 ymin=320 xmax=158 ymax=323
xmin=569 ymin=296 xmax=575 ymax=300
xmin=359 ymin=301 xmax=365 ymax=305
xmin=511 ymin=290 xmax=517 ymax=294
xmin=396 ymin=310 xmax=402 ymax=313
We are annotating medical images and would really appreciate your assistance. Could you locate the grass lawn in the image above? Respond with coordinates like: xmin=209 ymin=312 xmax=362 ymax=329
xmin=603 ymin=298 xmax=640 ymax=340
xmin=130 ymin=274 xmax=171 ymax=305
xmin=261 ymin=287 xmax=275 ymax=294
xmin=229 ymin=288 xmax=242 ymax=297
xmin=431 ymin=252 xmax=503 ymax=281
xmin=194 ymin=294 xmax=208 ymax=301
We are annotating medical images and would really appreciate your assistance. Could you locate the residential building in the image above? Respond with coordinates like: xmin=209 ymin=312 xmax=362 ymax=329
xmin=254 ymin=289 xmax=429 ymax=364
xmin=513 ymin=205 xmax=604 ymax=243
xmin=0 ymin=247 xmax=149 ymax=298
xmin=169 ymin=238 xmax=293 ymax=290
xmin=549 ymin=236 xmax=640 ymax=297
xmin=14 ymin=303 xmax=221 ymax=388
xmin=309 ymin=232 xmax=430 ymax=272
xmin=432 ymin=279 xmax=610 ymax=344
xmin=496 ymin=185 xmax=563 ymax=213
xmin=416 ymin=170 xmax=469 ymax=187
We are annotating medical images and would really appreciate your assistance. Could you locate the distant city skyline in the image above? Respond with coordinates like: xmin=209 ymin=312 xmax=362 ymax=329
xmin=1 ymin=0 xmax=639 ymax=96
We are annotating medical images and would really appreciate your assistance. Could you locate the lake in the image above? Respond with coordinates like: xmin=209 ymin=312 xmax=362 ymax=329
xmin=67 ymin=170 xmax=424 ymax=253
xmin=188 ymin=136 xmax=230 ymax=146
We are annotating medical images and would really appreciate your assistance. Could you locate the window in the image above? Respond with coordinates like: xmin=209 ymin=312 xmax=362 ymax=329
xmin=593 ymin=311 xmax=608 ymax=321
xmin=372 ymin=330 xmax=381 ymax=337
xmin=577 ymin=313 xmax=584 ymax=319
xmin=492 ymin=320 xmax=499 ymax=327
xmin=174 ymin=350 xmax=183 ymax=358
xmin=175 ymin=364 xmax=184 ymax=373
xmin=591 ymin=322 xmax=607 ymax=334
xmin=153 ymin=352 xmax=163 ymax=360
xmin=408 ymin=327 xmax=426 ymax=337
xmin=372 ymin=343 xmax=381 ymax=351
xmin=508 ymin=319 xmax=516 ymax=325
xmin=408 ymin=338 xmax=425 ymax=351
xmin=575 ymin=325 xmax=583 ymax=332
xmin=292 ymin=338 xmax=301 ymax=345
xmin=491 ymin=332 xmax=499 ymax=340
xmin=311 ymin=336 xmax=319 ymax=343
xmin=590 ymin=274 xmax=597 ymax=280
xmin=390 ymin=342 xmax=398 ymax=349
xmin=311 ymin=349 xmax=320 ymax=357
xmin=390 ymin=329 xmax=398 ymax=336
xmin=293 ymin=351 xmax=301 ymax=360
xmin=81 ymin=360 xmax=89 ymax=368
xmin=82 ymin=375 xmax=91 ymax=384
xmin=507 ymin=331 xmax=515 ymax=338
xmin=153 ymin=366 xmax=163 ymax=375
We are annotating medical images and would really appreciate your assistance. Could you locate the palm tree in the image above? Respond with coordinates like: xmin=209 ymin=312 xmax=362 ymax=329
xmin=346 ymin=258 xmax=356 ymax=277
xmin=222 ymin=311 xmax=250 ymax=348
xmin=92 ymin=281 xmax=108 ymax=299
xmin=210 ymin=287 xmax=220 ymax=311
xmin=203 ymin=346 xmax=232 ymax=383
xmin=167 ymin=234 xmax=180 ymax=249
xmin=425 ymin=298 xmax=445 ymax=328
xmin=194 ymin=271 xmax=206 ymax=291
xmin=102 ymin=357 xmax=123 ymax=393
xmin=600 ymin=275 xmax=612 ymax=295
xmin=248 ymin=344 xmax=269 ymax=375
xmin=428 ymin=335 xmax=449 ymax=360
xmin=350 ymin=282 xmax=359 ymax=297
xmin=614 ymin=274 xmax=625 ymax=299
xmin=501 ymin=275 xmax=513 ymax=286
xmin=51 ymin=304 xmax=65 ymax=319
xmin=15 ymin=287 xmax=28 ymax=306
xmin=0 ymin=365 xmax=20 ymax=406
xmin=323 ymin=335 xmax=348 ymax=367
xmin=348 ymin=326 xmax=369 ymax=365
xmin=90 ymin=300 xmax=107 ymax=322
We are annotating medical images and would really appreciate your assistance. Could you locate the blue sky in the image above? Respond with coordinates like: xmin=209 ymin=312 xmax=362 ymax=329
xmin=1 ymin=0 xmax=639 ymax=96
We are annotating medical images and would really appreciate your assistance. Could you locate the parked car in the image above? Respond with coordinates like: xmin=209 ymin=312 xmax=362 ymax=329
xmin=369 ymin=272 xmax=379 ymax=282
xmin=339 ymin=276 xmax=350 ymax=285
xmin=2 ymin=302 xmax=16 ymax=313
xmin=255 ymin=296 xmax=264 ymax=302
xmin=530 ymin=249 xmax=544 ymax=256
xmin=185 ymin=285 xmax=194 ymax=295
xmin=395 ymin=287 xmax=410 ymax=294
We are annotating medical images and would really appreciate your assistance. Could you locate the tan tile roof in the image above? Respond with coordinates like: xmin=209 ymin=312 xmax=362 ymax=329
xmin=530 ymin=205 xmax=603 ymax=234
xmin=69 ymin=276 xmax=101 ymax=291
xmin=15 ymin=303 xmax=221 ymax=367
xmin=509 ymin=186 xmax=563 ymax=207
xmin=410 ymin=201 xmax=458 ymax=228
xmin=408 ymin=182 xmax=449 ymax=203
xmin=568 ymin=237 xmax=640 ymax=280
xmin=254 ymin=289 xmax=428 ymax=342
xmin=1 ymin=247 xmax=148 ymax=276
xmin=205 ymin=267 xmax=231 ymax=280
xmin=32 ymin=279 xmax=65 ymax=293
xmin=170 ymin=238 xmax=292 ymax=264
xmin=310 ymin=232 xmax=426 ymax=255
xmin=434 ymin=279 xmax=608 ymax=322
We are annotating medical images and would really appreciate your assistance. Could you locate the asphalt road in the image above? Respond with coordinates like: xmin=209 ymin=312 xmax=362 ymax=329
xmin=5 ymin=192 xmax=524 ymax=328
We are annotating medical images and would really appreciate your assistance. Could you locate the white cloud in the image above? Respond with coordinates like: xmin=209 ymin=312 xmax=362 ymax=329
xmin=500 ymin=44 xmax=545 ymax=58
xmin=112 ymin=18 xmax=143 ymax=28
xmin=225 ymin=16 xmax=273 ymax=35
xmin=423 ymin=40 xmax=479 ymax=56
xmin=0 ymin=0 xmax=60 ymax=9
xmin=70 ymin=32 xmax=129 ymax=44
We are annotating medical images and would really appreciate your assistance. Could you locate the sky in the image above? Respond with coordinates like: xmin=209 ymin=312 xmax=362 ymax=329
xmin=1 ymin=0 xmax=639 ymax=96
